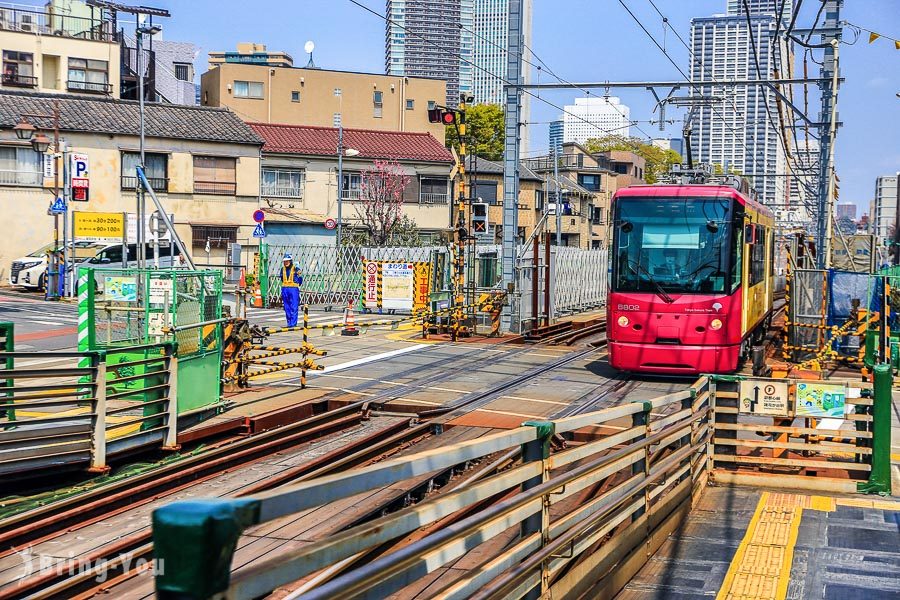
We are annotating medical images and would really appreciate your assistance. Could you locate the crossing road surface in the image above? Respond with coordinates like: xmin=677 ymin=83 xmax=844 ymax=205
xmin=0 ymin=291 xmax=79 ymax=351
xmin=245 ymin=305 xmax=405 ymax=328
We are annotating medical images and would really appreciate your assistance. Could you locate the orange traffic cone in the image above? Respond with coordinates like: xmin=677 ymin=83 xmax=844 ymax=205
xmin=239 ymin=268 xmax=246 ymax=289
xmin=342 ymin=299 xmax=359 ymax=336
xmin=253 ymin=286 xmax=263 ymax=308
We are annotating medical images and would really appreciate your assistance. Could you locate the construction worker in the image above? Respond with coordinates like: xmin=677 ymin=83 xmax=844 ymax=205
xmin=280 ymin=254 xmax=303 ymax=327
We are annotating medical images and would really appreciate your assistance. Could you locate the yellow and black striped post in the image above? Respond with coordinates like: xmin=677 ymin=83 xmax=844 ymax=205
xmin=453 ymin=100 xmax=467 ymax=342
xmin=301 ymin=303 xmax=309 ymax=389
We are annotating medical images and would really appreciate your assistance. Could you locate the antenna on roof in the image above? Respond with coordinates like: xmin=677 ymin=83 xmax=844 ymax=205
xmin=304 ymin=40 xmax=318 ymax=69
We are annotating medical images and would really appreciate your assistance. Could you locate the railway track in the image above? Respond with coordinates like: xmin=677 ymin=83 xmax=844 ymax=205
xmin=0 ymin=321 xmax=623 ymax=599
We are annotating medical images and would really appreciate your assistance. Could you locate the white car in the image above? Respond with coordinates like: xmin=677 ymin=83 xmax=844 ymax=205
xmin=8 ymin=242 xmax=104 ymax=291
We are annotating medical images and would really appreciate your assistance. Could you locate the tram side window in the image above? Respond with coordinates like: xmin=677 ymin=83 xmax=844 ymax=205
xmin=749 ymin=224 xmax=766 ymax=286
xmin=731 ymin=222 xmax=743 ymax=292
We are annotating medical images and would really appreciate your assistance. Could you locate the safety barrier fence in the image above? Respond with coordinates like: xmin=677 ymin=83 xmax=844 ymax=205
xmin=0 ymin=340 xmax=178 ymax=476
xmin=152 ymin=369 xmax=893 ymax=599
xmin=152 ymin=380 xmax=711 ymax=599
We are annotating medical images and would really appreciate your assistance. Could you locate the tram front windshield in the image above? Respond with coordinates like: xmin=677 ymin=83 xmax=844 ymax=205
xmin=613 ymin=197 xmax=737 ymax=295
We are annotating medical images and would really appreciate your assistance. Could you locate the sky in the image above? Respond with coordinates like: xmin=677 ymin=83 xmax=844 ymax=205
xmin=44 ymin=0 xmax=900 ymax=212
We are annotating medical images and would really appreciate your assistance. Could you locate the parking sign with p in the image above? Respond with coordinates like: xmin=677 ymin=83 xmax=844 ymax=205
xmin=70 ymin=153 xmax=89 ymax=200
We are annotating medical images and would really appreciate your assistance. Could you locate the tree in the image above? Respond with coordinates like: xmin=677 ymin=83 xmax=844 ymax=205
xmin=444 ymin=103 xmax=504 ymax=161
xmin=354 ymin=159 xmax=412 ymax=246
xmin=582 ymin=135 xmax=682 ymax=184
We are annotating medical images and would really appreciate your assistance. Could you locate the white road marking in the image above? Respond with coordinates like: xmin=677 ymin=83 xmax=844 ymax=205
xmin=315 ymin=345 xmax=432 ymax=374
xmin=32 ymin=320 xmax=67 ymax=326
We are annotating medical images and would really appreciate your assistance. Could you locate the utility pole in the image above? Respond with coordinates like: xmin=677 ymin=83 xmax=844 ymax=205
xmin=821 ymin=40 xmax=841 ymax=269
xmin=501 ymin=0 xmax=524 ymax=332
xmin=136 ymin=24 xmax=146 ymax=270
xmin=813 ymin=0 xmax=842 ymax=269
xmin=552 ymin=146 xmax=561 ymax=246
xmin=452 ymin=98 xmax=468 ymax=342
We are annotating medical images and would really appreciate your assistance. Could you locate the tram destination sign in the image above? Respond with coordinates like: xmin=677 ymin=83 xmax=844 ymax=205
xmin=739 ymin=379 xmax=789 ymax=417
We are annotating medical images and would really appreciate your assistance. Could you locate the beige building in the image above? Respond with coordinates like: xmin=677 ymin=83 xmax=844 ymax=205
xmin=208 ymin=43 xmax=293 ymax=70
xmin=249 ymin=122 xmax=454 ymax=242
xmin=464 ymin=157 xmax=545 ymax=245
xmin=201 ymin=64 xmax=446 ymax=141
xmin=0 ymin=91 xmax=263 ymax=275
xmin=0 ymin=3 xmax=120 ymax=97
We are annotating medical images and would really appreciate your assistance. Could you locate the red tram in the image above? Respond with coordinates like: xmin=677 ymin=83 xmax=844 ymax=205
xmin=607 ymin=181 xmax=775 ymax=375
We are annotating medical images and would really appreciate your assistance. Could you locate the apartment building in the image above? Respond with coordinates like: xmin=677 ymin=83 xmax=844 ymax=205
xmin=201 ymin=63 xmax=446 ymax=140
xmin=873 ymin=173 xmax=899 ymax=247
xmin=0 ymin=3 xmax=120 ymax=97
xmin=248 ymin=123 xmax=454 ymax=242
xmin=463 ymin=156 xmax=544 ymax=245
xmin=208 ymin=43 xmax=293 ymax=70
xmin=0 ymin=90 xmax=263 ymax=270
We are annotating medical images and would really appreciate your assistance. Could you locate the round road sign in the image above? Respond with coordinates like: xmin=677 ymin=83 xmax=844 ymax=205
xmin=324 ymin=218 xmax=337 ymax=230
xmin=366 ymin=262 xmax=378 ymax=274
xmin=252 ymin=209 xmax=265 ymax=223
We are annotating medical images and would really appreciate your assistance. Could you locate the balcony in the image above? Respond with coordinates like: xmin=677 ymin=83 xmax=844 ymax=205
xmin=122 ymin=175 xmax=167 ymax=191
xmin=262 ymin=185 xmax=303 ymax=199
xmin=194 ymin=181 xmax=237 ymax=195
xmin=0 ymin=169 xmax=41 ymax=186
xmin=419 ymin=192 xmax=448 ymax=205
xmin=1 ymin=73 xmax=36 ymax=88
xmin=341 ymin=189 xmax=362 ymax=201
xmin=67 ymin=79 xmax=113 ymax=95
xmin=0 ymin=7 xmax=117 ymax=42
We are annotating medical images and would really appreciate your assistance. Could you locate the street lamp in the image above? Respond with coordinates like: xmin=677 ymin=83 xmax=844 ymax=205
xmin=13 ymin=120 xmax=35 ymax=140
xmin=30 ymin=132 xmax=51 ymax=153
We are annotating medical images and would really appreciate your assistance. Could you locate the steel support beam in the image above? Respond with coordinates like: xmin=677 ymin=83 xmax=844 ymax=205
xmin=501 ymin=0 xmax=524 ymax=332
xmin=815 ymin=0 xmax=842 ymax=269
xmin=512 ymin=77 xmax=835 ymax=90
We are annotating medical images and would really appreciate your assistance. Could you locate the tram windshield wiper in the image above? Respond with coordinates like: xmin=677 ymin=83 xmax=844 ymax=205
xmin=627 ymin=260 xmax=674 ymax=304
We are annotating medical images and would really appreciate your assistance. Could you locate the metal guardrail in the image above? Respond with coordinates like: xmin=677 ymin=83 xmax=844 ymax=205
xmin=0 ymin=341 xmax=178 ymax=476
xmin=151 ymin=369 xmax=894 ymax=598
xmin=152 ymin=381 xmax=710 ymax=599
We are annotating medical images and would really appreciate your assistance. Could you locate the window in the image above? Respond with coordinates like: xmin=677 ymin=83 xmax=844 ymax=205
xmin=2 ymin=51 xmax=35 ymax=87
xmin=174 ymin=63 xmax=192 ymax=82
xmin=67 ymin=58 xmax=109 ymax=93
xmin=262 ymin=168 xmax=304 ymax=198
xmin=591 ymin=206 xmax=603 ymax=225
xmin=341 ymin=173 xmax=362 ymax=199
xmin=0 ymin=146 xmax=42 ymax=185
xmin=193 ymin=156 xmax=237 ymax=194
xmin=192 ymin=225 xmax=238 ymax=248
xmin=406 ymin=98 xmax=414 ymax=110
xmin=748 ymin=224 xmax=766 ymax=286
xmin=373 ymin=90 xmax=383 ymax=118
xmin=419 ymin=177 xmax=448 ymax=204
xmin=578 ymin=173 xmax=602 ymax=191
xmin=534 ymin=189 xmax=544 ymax=211
xmin=233 ymin=80 xmax=263 ymax=98
xmin=291 ymin=90 xmax=300 ymax=102
xmin=474 ymin=181 xmax=498 ymax=205
xmin=121 ymin=152 xmax=168 ymax=190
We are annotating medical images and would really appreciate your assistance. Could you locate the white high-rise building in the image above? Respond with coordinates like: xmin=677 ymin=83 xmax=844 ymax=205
xmin=562 ymin=97 xmax=630 ymax=145
xmin=471 ymin=0 xmax=532 ymax=105
xmin=690 ymin=1 xmax=791 ymax=205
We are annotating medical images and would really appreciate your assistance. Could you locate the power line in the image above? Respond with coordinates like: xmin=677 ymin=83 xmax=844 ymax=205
xmin=350 ymin=0 xmax=640 ymax=145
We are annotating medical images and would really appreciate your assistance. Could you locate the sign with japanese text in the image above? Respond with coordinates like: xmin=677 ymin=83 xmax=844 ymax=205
xmin=148 ymin=278 xmax=174 ymax=305
xmin=413 ymin=262 xmax=431 ymax=313
xmin=795 ymin=382 xmax=846 ymax=418
xmin=364 ymin=261 xmax=378 ymax=308
xmin=739 ymin=379 xmax=789 ymax=417
xmin=70 ymin=153 xmax=89 ymax=184
xmin=382 ymin=262 xmax=414 ymax=310
xmin=73 ymin=211 xmax=125 ymax=243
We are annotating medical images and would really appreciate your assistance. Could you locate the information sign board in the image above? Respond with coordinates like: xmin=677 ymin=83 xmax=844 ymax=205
xmin=382 ymin=262 xmax=414 ymax=310
xmin=795 ymin=382 xmax=846 ymax=418
xmin=73 ymin=212 xmax=125 ymax=243
xmin=739 ymin=379 xmax=790 ymax=416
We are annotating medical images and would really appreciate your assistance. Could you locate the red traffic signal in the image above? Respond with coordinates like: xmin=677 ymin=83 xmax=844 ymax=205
xmin=441 ymin=111 xmax=456 ymax=125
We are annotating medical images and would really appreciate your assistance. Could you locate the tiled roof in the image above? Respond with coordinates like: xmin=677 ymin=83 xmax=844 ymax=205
xmin=0 ymin=90 xmax=262 ymax=145
xmin=469 ymin=156 xmax=543 ymax=181
xmin=250 ymin=123 xmax=453 ymax=163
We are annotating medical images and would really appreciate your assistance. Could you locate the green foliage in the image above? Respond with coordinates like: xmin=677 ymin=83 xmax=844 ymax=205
xmin=582 ymin=135 xmax=683 ymax=184
xmin=445 ymin=103 xmax=504 ymax=161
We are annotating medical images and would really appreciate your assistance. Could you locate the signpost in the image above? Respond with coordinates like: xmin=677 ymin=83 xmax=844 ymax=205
xmin=252 ymin=222 xmax=267 ymax=238
xmin=253 ymin=209 xmax=265 ymax=223
xmin=739 ymin=379 xmax=789 ymax=416
xmin=324 ymin=218 xmax=337 ymax=230
xmin=49 ymin=197 xmax=67 ymax=215
xmin=364 ymin=261 xmax=378 ymax=308
xmin=381 ymin=262 xmax=414 ymax=311
xmin=70 ymin=153 xmax=89 ymax=202
xmin=73 ymin=212 xmax=126 ymax=243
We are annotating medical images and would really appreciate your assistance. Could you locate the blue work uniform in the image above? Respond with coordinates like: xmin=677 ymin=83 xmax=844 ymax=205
xmin=280 ymin=263 xmax=303 ymax=327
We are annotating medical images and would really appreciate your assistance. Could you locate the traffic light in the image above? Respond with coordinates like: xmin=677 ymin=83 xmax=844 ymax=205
xmin=457 ymin=226 xmax=469 ymax=242
xmin=427 ymin=108 xmax=442 ymax=123
xmin=441 ymin=111 xmax=456 ymax=125
xmin=472 ymin=203 xmax=488 ymax=235
xmin=427 ymin=107 xmax=458 ymax=125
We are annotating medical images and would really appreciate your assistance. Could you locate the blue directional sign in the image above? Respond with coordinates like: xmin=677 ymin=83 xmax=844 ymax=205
xmin=252 ymin=222 xmax=267 ymax=238
xmin=49 ymin=197 xmax=67 ymax=214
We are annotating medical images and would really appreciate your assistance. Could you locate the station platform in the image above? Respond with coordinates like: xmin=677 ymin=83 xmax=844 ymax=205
xmin=618 ymin=486 xmax=900 ymax=600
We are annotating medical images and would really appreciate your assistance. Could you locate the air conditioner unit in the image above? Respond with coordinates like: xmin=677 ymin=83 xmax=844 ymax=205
xmin=18 ymin=14 xmax=33 ymax=32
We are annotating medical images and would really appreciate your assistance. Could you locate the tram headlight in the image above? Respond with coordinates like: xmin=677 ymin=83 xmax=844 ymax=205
xmin=617 ymin=316 xmax=630 ymax=327
xmin=710 ymin=318 xmax=723 ymax=330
